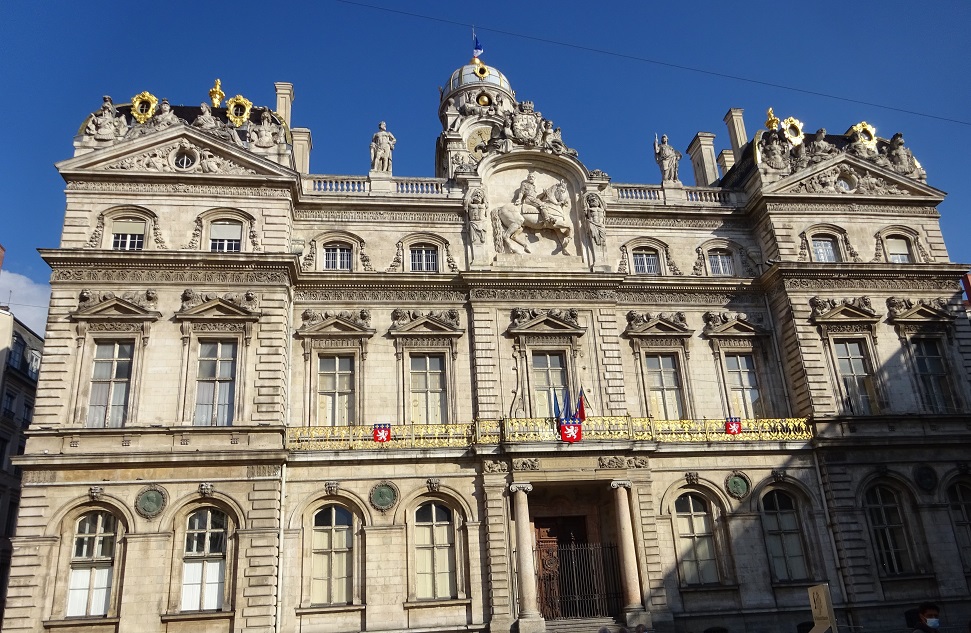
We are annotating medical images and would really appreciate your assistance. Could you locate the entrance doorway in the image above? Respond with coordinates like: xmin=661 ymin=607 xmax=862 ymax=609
xmin=534 ymin=517 xmax=622 ymax=620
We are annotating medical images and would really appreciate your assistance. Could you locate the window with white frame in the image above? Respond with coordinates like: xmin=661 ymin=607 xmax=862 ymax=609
xmin=7 ymin=335 xmax=24 ymax=371
xmin=761 ymin=490 xmax=809 ymax=581
xmin=182 ymin=507 xmax=228 ymax=611
xmin=532 ymin=351 xmax=567 ymax=418
xmin=209 ymin=220 xmax=243 ymax=252
xmin=723 ymin=353 xmax=763 ymax=418
xmin=947 ymin=481 xmax=971 ymax=570
xmin=885 ymin=236 xmax=912 ymax=263
xmin=864 ymin=485 xmax=914 ymax=576
xmin=111 ymin=218 xmax=145 ymax=251
xmin=707 ymin=249 xmax=735 ymax=276
xmin=67 ymin=511 xmax=118 ymax=617
xmin=87 ymin=341 xmax=134 ymax=428
xmin=311 ymin=505 xmax=353 ymax=605
xmin=410 ymin=354 xmax=446 ymax=424
xmin=645 ymin=354 xmax=684 ymax=420
xmin=410 ymin=244 xmax=439 ymax=272
xmin=811 ymin=236 xmax=840 ymax=263
xmin=318 ymin=356 xmax=354 ymax=426
xmin=912 ymin=339 xmax=955 ymax=413
xmin=633 ymin=248 xmax=661 ymax=275
xmin=415 ymin=502 xmax=457 ymax=599
xmin=194 ymin=341 xmax=237 ymax=426
xmin=674 ymin=493 xmax=719 ymax=585
xmin=322 ymin=243 xmax=352 ymax=271
xmin=833 ymin=339 xmax=878 ymax=415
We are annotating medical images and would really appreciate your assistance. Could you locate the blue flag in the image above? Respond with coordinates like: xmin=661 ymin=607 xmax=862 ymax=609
xmin=552 ymin=390 xmax=561 ymax=421
xmin=562 ymin=387 xmax=572 ymax=424
xmin=472 ymin=33 xmax=483 ymax=58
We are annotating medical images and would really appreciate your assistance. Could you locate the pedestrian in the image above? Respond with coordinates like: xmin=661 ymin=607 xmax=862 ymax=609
xmin=911 ymin=603 xmax=941 ymax=633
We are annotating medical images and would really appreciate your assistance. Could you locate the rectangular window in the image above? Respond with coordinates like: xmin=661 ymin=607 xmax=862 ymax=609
xmin=708 ymin=252 xmax=735 ymax=276
xmin=645 ymin=354 xmax=684 ymax=420
xmin=323 ymin=245 xmax=352 ymax=271
xmin=724 ymin=353 xmax=762 ymax=418
xmin=318 ymin=356 xmax=354 ymax=426
xmin=194 ymin=341 xmax=237 ymax=426
xmin=410 ymin=354 xmax=446 ymax=424
xmin=675 ymin=494 xmax=719 ymax=585
xmin=912 ymin=339 xmax=954 ymax=413
xmin=532 ymin=351 xmax=567 ymax=418
xmin=22 ymin=399 xmax=33 ymax=424
xmin=885 ymin=237 xmax=912 ymax=263
xmin=68 ymin=567 xmax=112 ymax=617
xmin=86 ymin=341 xmax=134 ymax=428
xmin=410 ymin=246 xmax=438 ymax=272
xmin=181 ymin=559 xmax=225 ymax=611
xmin=633 ymin=250 xmax=661 ymax=275
xmin=210 ymin=222 xmax=242 ymax=252
xmin=812 ymin=238 xmax=839 ymax=262
xmin=833 ymin=340 xmax=878 ymax=415
xmin=111 ymin=220 xmax=145 ymax=251
xmin=4 ymin=500 xmax=17 ymax=537
xmin=2 ymin=392 xmax=14 ymax=418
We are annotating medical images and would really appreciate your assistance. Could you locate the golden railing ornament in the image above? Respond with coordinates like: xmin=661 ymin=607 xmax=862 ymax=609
xmin=130 ymin=91 xmax=159 ymax=124
xmin=209 ymin=79 xmax=225 ymax=108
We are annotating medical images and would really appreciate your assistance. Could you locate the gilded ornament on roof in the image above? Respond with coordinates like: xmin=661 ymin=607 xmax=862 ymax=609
xmin=781 ymin=116 xmax=805 ymax=146
xmin=849 ymin=121 xmax=878 ymax=151
xmin=130 ymin=91 xmax=159 ymax=124
xmin=472 ymin=57 xmax=490 ymax=79
xmin=765 ymin=107 xmax=780 ymax=131
xmin=209 ymin=79 xmax=225 ymax=108
xmin=225 ymin=94 xmax=253 ymax=127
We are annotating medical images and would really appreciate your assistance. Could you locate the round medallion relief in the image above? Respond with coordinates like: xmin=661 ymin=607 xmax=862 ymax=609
xmin=134 ymin=484 xmax=168 ymax=519
xmin=369 ymin=481 xmax=399 ymax=512
xmin=725 ymin=471 xmax=751 ymax=500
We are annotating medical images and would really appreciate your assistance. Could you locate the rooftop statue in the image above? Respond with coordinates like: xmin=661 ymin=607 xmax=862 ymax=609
xmin=370 ymin=121 xmax=397 ymax=173
xmin=127 ymin=98 xmax=185 ymax=138
xmin=805 ymin=128 xmax=839 ymax=164
xmin=83 ymin=96 xmax=128 ymax=143
xmin=885 ymin=132 xmax=926 ymax=182
xmin=251 ymin=109 xmax=282 ymax=149
xmin=191 ymin=102 xmax=243 ymax=146
xmin=654 ymin=134 xmax=682 ymax=183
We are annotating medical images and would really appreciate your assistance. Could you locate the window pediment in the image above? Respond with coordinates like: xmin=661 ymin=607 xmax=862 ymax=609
xmin=506 ymin=307 xmax=585 ymax=338
xmin=886 ymin=296 xmax=953 ymax=340
xmin=624 ymin=310 xmax=693 ymax=339
xmin=297 ymin=309 xmax=375 ymax=338
xmin=175 ymin=290 xmax=261 ymax=322
xmin=71 ymin=292 xmax=161 ymax=323
xmin=809 ymin=296 xmax=880 ymax=324
xmin=388 ymin=309 xmax=464 ymax=338
xmin=702 ymin=311 xmax=767 ymax=338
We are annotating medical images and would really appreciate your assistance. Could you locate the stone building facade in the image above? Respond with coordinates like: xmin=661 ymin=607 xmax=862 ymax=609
xmin=5 ymin=61 xmax=971 ymax=633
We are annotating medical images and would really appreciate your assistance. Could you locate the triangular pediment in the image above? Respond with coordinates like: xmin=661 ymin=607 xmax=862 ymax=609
xmin=810 ymin=298 xmax=881 ymax=324
xmin=507 ymin=314 xmax=586 ymax=336
xmin=705 ymin=319 xmax=764 ymax=336
xmin=887 ymin=302 xmax=953 ymax=324
xmin=390 ymin=316 xmax=464 ymax=337
xmin=297 ymin=316 xmax=376 ymax=338
xmin=71 ymin=297 xmax=161 ymax=321
xmin=175 ymin=298 xmax=260 ymax=321
xmin=56 ymin=125 xmax=295 ymax=179
xmin=625 ymin=312 xmax=693 ymax=338
xmin=765 ymin=154 xmax=944 ymax=199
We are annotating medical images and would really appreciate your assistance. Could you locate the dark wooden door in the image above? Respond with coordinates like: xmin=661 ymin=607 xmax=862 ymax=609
xmin=535 ymin=517 xmax=587 ymax=620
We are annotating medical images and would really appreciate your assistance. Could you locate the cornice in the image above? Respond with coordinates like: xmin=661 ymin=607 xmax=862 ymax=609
xmin=761 ymin=262 xmax=966 ymax=292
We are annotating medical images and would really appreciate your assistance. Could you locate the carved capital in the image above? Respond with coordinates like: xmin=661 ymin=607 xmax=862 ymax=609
xmin=610 ymin=480 xmax=633 ymax=490
xmin=508 ymin=483 xmax=534 ymax=494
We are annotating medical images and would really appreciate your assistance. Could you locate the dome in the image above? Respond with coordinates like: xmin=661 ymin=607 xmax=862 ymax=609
xmin=444 ymin=60 xmax=512 ymax=96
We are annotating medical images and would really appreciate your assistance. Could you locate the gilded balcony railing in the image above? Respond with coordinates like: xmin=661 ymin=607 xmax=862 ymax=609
xmin=285 ymin=417 xmax=812 ymax=450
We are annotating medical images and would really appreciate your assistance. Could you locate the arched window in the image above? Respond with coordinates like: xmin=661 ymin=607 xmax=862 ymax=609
xmin=674 ymin=493 xmax=718 ymax=585
xmin=410 ymin=244 xmax=439 ymax=272
xmin=632 ymin=248 xmax=661 ymax=275
xmin=415 ymin=502 xmax=456 ymax=599
xmin=707 ymin=249 xmax=735 ymax=276
xmin=811 ymin=235 xmax=841 ymax=263
xmin=947 ymin=481 xmax=971 ymax=570
xmin=322 ymin=242 xmax=352 ymax=271
xmin=884 ymin=236 xmax=912 ymax=263
xmin=67 ymin=511 xmax=118 ymax=617
xmin=864 ymin=485 xmax=914 ymax=575
xmin=761 ymin=490 xmax=809 ymax=581
xmin=311 ymin=505 xmax=354 ymax=605
xmin=182 ymin=507 xmax=228 ymax=611
xmin=210 ymin=220 xmax=243 ymax=252
xmin=111 ymin=217 xmax=146 ymax=251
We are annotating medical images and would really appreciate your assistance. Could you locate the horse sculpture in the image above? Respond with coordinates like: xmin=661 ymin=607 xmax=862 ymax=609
xmin=491 ymin=180 xmax=573 ymax=255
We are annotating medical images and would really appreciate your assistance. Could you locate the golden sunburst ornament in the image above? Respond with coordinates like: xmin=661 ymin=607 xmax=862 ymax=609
xmin=130 ymin=91 xmax=159 ymax=124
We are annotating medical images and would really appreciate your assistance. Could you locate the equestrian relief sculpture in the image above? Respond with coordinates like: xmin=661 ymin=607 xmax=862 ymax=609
xmin=491 ymin=173 xmax=573 ymax=255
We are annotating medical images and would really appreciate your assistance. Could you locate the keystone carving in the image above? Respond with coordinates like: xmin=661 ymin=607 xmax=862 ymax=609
xmin=426 ymin=478 xmax=442 ymax=493
xmin=198 ymin=482 xmax=215 ymax=497
xmin=324 ymin=481 xmax=340 ymax=495
xmin=88 ymin=486 xmax=105 ymax=501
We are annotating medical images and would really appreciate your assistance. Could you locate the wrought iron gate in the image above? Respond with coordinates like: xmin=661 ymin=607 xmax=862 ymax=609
xmin=536 ymin=542 xmax=622 ymax=620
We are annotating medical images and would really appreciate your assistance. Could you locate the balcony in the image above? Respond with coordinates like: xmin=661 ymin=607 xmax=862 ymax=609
xmin=285 ymin=417 xmax=812 ymax=451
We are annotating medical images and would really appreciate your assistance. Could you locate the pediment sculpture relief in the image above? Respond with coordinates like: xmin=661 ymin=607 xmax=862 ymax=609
xmin=390 ymin=309 xmax=462 ymax=330
xmin=299 ymin=309 xmax=372 ymax=330
xmin=77 ymin=289 xmax=158 ymax=312
xmin=491 ymin=173 xmax=574 ymax=255
xmin=179 ymin=289 xmax=259 ymax=312
xmin=809 ymin=295 xmax=877 ymax=319
xmin=511 ymin=307 xmax=580 ymax=328
xmin=102 ymin=140 xmax=257 ymax=175
xmin=885 ymin=296 xmax=948 ymax=319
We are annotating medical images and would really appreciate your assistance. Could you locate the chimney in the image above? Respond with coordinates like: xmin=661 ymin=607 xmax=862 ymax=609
xmin=717 ymin=149 xmax=735 ymax=177
xmin=291 ymin=128 xmax=312 ymax=174
xmin=723 ymin=108 xmax=747 ymax=162
xmin=274 ymin=82 xmax=294 ymax=126
xmin=686 ymin=132 xmax=719 ymax=186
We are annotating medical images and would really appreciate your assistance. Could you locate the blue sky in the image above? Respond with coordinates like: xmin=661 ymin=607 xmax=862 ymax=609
xmin=1 ymin=0 xmax=969 ymax=331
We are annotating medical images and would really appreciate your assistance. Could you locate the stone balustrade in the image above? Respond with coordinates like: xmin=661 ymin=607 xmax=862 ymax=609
xmin=285 ymin=416 xmax=812 ymax=450
xmin=303 ymin=175 xmax=453 ymax=197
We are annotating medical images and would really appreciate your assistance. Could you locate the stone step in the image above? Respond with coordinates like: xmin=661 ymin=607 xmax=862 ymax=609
xmin=544 ymin=616 xmax=645 ymax=633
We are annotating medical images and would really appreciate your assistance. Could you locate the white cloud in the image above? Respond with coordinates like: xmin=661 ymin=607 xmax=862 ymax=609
xmin=0 ymin=270 xmax=50 ymax=336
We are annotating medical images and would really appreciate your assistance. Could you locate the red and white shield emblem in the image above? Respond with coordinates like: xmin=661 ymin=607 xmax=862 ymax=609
xmin=373 ymin=423 xmax=391 ymax=443
xmin=725 ymin=417 xmax=742 ymax=435
xmin=560 ymin=423 xmax=582 ymax=443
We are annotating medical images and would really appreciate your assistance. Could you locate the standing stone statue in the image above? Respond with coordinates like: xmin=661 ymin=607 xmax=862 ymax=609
xmin=654 ymin=134 xmax=682 ymax=183
xmin=465 ymin=188 xmax=488 ymax=244
xmin=370 ymin=121 xmax=397 ymax=173
xmin=584 ymin=193 xmax=606 ymax=247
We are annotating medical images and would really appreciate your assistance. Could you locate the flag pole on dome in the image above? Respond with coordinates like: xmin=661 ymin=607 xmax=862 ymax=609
xmin=472 ymin=27 xmax=483 ymax=59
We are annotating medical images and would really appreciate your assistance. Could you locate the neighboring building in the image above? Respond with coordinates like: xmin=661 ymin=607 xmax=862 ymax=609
xmin=5 ymin=59 xmax=971 ymax=633
xmin=0 ymin=306 xmax=42 ymax=620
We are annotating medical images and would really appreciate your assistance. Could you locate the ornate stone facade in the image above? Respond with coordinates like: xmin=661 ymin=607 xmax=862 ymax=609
xmin=7 ymin=62 xmax=971 ymax=633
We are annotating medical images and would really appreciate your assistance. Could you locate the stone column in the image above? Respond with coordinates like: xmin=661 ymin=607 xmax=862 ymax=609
xmin=611 ymin=480 xmax=648 ymax=625
xmin=509 ymin=482 xmax=545 ymax=633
